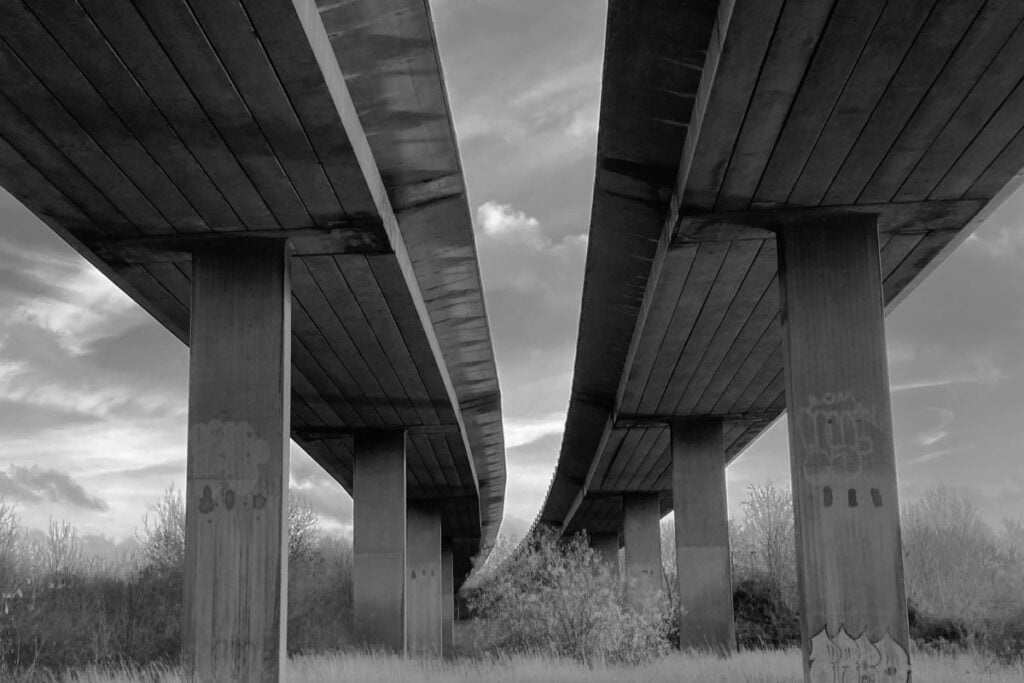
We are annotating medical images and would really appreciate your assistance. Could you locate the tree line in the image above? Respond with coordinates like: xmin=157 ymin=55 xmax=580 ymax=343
xmin=0 ymin=482 xmax=1021 ymax=677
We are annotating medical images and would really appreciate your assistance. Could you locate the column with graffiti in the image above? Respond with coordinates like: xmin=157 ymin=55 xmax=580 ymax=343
xmin=777 ymin=214 xmax=911 ymax=683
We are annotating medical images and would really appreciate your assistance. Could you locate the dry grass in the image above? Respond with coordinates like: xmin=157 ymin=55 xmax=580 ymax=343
xmin=29 ymin=648 xmax=1024 ymax=683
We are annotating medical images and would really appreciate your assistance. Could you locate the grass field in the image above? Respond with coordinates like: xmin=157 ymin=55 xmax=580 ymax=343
xmin=35 ymin=649 xmax=1024 ymax=683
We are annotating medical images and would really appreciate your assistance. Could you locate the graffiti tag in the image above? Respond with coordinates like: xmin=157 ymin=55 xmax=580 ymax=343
xmin=808 ymin=627 xmax=910 ymax=683
xmin=798 ymin=391 xmax=879 ymax=482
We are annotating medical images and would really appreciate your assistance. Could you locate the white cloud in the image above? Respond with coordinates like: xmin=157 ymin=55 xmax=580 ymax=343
xmin=1 ymin=417 xmax=186 ymax=538
xmin=503 ymin=461 xmax=557 ymax=521
xmin=477 ymin=201 xmax=543 ymax=242
xmin=8 ymin=254 xmax=138 ymax=356
xmin=906 ymin=449 xmax=958 ymax=466
xmin=504 ymin=412 xmax=566 ymax=449
xmin=886 ymin=340 xmax=917 ymax=366
xmin=0 ymin=375 xmax=173 ymax=421
xmin=566 ymin=106 xmax=599 ymax=139
xmin=964 ymin=185 xmax=1024 ymax=259
xmin=891 ymin=355 xmax=1004 ymax=393
xmin=912 ymin=408 xmax=954 ymax=448
xmin=510 ymin=61 xmax=598 ymax=109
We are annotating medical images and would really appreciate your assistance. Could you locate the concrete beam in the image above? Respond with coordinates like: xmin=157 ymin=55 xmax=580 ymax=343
xmin=615 ymin=411 xmax=778 ymax=428
xmin=353 ymin=431 xmax=407 ymax=653
xmin=407 ymin=505 xmax=442 ymax=655
xmin=777 ymin=214 xmax=910 ymax=682
xmin=441 ymin=539 xmax=454 ymax=658
xmin=295 ymin=424 xmax=461 ymax=441
xmin=88 ymin=225 xmax=392 ymax=265
xmin=183 ymin=240 xmax=290 ymax=682
xmin=623 ymin=493 xmax=663 ymax=606
xmin=589 ymin=532 xmax=620 ymax=577
xmin=674 ymin=199 xmax=984 ymax=244
xmin=672 ymin=418 xmax=735 ymax=653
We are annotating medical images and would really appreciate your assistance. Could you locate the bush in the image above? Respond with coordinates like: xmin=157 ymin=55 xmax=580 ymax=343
xmin=0 ymin=488 xmax=357 ymax=676
xmin=902 ymin=486 xmax=1006 ymax=623
xmin=732 ymin=576 xmax=800 ymax=650
xmin=907 ymin=600 xmax=969 ymax=653
xmin=287 ymin=535 xmax=354 ymax=654
xmin=730 ymin=483 xmax=798 ymax=611
xmin=978 ymin=607 xmax=1024 ymax=665
xmin=468 ymin=529 xmax=671 ymax=665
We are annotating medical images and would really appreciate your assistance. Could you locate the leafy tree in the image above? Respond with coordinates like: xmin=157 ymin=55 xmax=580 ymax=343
xmin=46 ymin=518 xmax=81 ymax=578
xmin=902 ymin=485 xmax=1003 ymax=622
xmin=139 ymin=485 xmax=185 ymax=572
xmin=138 ymin=486 xmax=326 ymax=570
xmin=288 ymin=493 xmax=322 ymax=563
xmin=731 ymin=482 xmax=797 ymax=607
xmin=0 ymin=501 xmax=19 ymax=594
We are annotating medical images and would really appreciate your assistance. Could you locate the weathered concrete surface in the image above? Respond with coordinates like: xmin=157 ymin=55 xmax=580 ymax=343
xmin=407 ymin=505 xmax=442 ymax=655
xmin=353 ymin=431 xmax=407 ymax=653
xmin=623 ymin=493 xmax=663 ymax=605
xmin=672 ymin=418 xmax=735 ymax=652
xmin=183 ymin=241 xmax=291 ymax=682
xmin=778 ymin=215 xmax=910 ymax=682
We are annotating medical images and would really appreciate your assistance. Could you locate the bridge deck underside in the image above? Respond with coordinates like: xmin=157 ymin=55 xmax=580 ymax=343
xmin=552 ymin=0 xmax=1024 ymax=536
xmin=316 ymin=0 xmax=506 ymax=547
xmin=0 ymin=0 xmax=496 ymax=547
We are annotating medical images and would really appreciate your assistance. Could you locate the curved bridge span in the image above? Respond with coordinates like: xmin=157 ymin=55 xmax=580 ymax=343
xmin=0 ymin=0 xmax=503 ymax=674
xmin=537 ymin=0 xmax=1024 ymax=677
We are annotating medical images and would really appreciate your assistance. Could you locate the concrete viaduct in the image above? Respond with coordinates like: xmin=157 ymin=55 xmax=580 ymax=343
xmin=536 ymin=1 xmax=1024 ymax=681
xmin=0 ymin=0 xmax=504 ymax=679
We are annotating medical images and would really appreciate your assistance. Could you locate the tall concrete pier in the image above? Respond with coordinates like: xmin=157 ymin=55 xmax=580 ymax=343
xmin=778 ymin=216 xmax=910 ymax=678
xmin=184 ymin=242 xmax=291 ymax=681
xmin=672 ymin=418 xmax=734 ymax=652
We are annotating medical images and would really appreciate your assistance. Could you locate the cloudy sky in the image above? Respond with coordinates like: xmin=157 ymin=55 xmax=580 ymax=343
xmin=1 ymin=0 xmax=1023 ymax=547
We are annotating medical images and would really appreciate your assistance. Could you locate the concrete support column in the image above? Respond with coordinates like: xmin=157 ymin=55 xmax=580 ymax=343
xmin=777 ymin=215 xmax=910 ymax=682
xmin=407 ymin=505 xmax=442 ymax=655
xmin=183 ymin=241 xmax=291 ymax=682
xmin=589 ymin=532 xmax=620 ymax=577
xmin=441 ymin=539 xmax=454 ymax=658
xmin=671 ymin=418 xmax=735 ymax=653
xmin=353 ymin=431 xmax=407 ymax=653
xmin=623 ymin=493 xmax=663 ymax=606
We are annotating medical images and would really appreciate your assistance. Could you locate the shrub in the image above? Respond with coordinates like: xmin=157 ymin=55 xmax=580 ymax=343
xmin=731 ymin=483 xmax=798 ymax=610
xmin=0 ymin=487 xmax=358 ymax=675
xmin=732 ymin=576 xmax=800 ymax=650
xmin=978 ymin=607 xmax=1024 ymax=665
xmin=138 ymin=486 xmax=185 ymax=573
xmin=907 ymin=600 xmax=969 ymax=653
xmin=469 ymin=529 xmax=671 ymax=665
xmin=902 ymin=486 xmax=1005 ymax=623
xmin=287 ymin=535 xmax=354 ymax=654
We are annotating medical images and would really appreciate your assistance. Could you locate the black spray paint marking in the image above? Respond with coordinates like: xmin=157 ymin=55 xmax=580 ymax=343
xmin=198 ymin=485 xmax=216 ymax=513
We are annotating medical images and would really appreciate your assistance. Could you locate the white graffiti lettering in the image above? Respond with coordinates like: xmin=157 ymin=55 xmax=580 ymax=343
xmin=808 ymin=627 xmax=910 ymax=683
xmin=798 ymin=391 xmax=879 ymax=483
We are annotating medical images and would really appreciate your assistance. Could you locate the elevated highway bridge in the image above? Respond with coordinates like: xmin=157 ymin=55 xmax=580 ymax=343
xmin=538 ymin=0 xmax=1024 ymax=679
xmin=0 ymin=0 xmax=502 ymax=677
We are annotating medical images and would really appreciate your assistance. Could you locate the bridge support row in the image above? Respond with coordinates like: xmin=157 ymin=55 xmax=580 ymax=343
xmin=182 ymin=242 xmax=455 ymax=681
xmin=351 ymin=431 xmax=455 ymax=656
xmin=585 ymin=214 xmax=910 ymax=678
xmin=587 ymin=428 xmax=735 ymax=653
